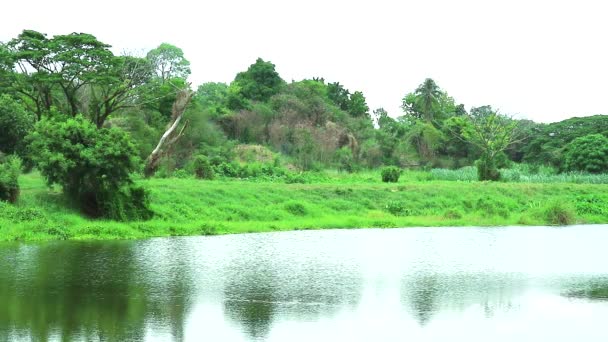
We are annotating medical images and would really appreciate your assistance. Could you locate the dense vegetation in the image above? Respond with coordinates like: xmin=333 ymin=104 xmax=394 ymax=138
xmin=1 ymin=29 xmax=607 ymax=241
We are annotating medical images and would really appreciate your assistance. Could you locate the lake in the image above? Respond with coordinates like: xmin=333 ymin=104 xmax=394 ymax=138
xmin=1 ymin=225 xmax=608 ymax=341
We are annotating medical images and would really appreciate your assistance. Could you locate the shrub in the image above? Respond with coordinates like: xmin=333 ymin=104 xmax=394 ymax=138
xmin=28 ymin=115 xmax=152 ymax=220
xmin=385 ymin=201 xmax=410 ymax=216
xmin=284 ymin=201 xmax=308 ymax=216
xmin=0 ymin=154 xmax=21 ymax=203
xmin=563 ymin=134 xmax=608 ymax=173
xmin=544 ymin=201 xmax=576 ymax=225
xmin=476 ymin=154 xmax=501 ymax=181
xmin=443 ymin=209 xmax=464 ymax=219
xmin=193 ymin=155 xmax=215 ymax=180
xmin=381 ymin=166 xmax=401 ymax=183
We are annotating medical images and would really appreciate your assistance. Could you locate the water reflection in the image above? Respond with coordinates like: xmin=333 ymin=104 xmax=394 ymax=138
xmin=0 ymin=241 xmax=194 ymax=342
xmin=1 ymin=226 xmax=608 ymax=341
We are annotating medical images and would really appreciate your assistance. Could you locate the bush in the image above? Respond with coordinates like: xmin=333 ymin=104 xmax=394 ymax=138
xmin=544 ymin=201 xmax=576 ymax=225
xmin=381 ymin=166 xmax=401 ymax=183
xmin=385 ymin=201 xmax=411 ymax=216
xmin=476 ymin=154 xmax=500 ymax=181
xmin=28 ymin=115 xmax=152 ymax=220
xmin=284 ymin=201 xmax=308 ymax=216
xmin=0 ymin=154 xmax=21 ymax=203
xmin=193 ymin=155 xmax=215 ymax=180
xmin=563 ymin=134 xmax=608 ymax=173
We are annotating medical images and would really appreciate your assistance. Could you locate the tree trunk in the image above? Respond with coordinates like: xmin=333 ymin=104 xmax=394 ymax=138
xmin=144 ymin=88 xmax=193 ymax=178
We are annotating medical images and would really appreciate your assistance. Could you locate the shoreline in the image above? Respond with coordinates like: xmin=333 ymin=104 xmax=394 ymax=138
xmin=1 ymin=174 xmax=608 ymax=242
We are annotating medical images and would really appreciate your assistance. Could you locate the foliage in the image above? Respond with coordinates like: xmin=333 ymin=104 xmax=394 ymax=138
xmin=28 ymin=115 xmax=151 ymax=220
xmin=462 ymin=106 xmax=519 ymax=181
xmin=233 ymin=58 xmax=284 ymax=102
xmin=146 ymin=43 xmax=191 ymax=82
xmin=544 ymin=201 xmax=576 ymax=225
xmin=381 ymin=166 xmax=401 ymax=183
xmin=4 ymin=30 xmax=154 ymax=126
xmin=196 ymin=82 xmax=229 ymax=117
xmin=523 ymin=115 xmax=608 ymax=167
xmin=193 ymin=155 xmax=214 ymax=180
xmin=0 ymin=154 xmax=21 ymax=203
xmin=562 ymin=134 xmax=608 ymax=173
xmin=0 ymin=94 xmax=35 ymax=157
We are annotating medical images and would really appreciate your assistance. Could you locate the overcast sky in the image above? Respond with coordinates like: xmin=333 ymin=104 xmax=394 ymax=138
xmin=2 ymin=0 xmax=606 ymax=122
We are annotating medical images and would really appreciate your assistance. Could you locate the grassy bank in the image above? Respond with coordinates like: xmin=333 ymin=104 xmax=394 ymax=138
xmin=1 ymin=172 xmax=608 ymax=242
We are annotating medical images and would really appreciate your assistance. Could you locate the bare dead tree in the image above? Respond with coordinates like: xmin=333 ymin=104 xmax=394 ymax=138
xmin=144 ymin=87 xmax=193 ymax=178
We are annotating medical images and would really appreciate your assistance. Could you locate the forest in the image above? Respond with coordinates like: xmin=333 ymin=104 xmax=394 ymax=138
xmin=1 ymin=30 xmax=608 ymax=241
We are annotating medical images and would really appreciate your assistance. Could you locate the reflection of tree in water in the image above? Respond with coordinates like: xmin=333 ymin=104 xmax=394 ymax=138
xmin=224 ymin=273 xmax=277 ymax=341
xmin=563 ymin=278 xmax=608 ymax=301
xmin=401 ymin=273 xmax=524 ymax=326
xmin=223 ymin=257 xmax=362 ymax=341
xmin=0 ymin=241 xmax=194 ymax=342
xmin=402 ymin=274 xmax=439 ymax=326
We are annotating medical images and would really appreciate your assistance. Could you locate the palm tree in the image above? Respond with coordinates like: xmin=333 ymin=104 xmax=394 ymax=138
xmin=415 ymin=78 xmax=441 ymax=122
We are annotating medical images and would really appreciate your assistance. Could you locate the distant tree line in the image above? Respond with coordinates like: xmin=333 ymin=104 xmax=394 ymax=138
xmin=1 ymin=29 xmax=607 ymax=215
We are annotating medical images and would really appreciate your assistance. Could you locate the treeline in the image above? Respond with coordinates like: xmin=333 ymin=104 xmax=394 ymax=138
xmin=1 ymin=30 xmax=607 ymax=219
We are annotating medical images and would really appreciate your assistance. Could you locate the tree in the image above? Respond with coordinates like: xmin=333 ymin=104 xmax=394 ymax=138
xmin=7 ymin=30 xmax=115 ymax=118
xmin=233 ymin=58 xmax=284 ymax=102
xmin=562 ymin=134 xmax=608 ymax=173
xmin=196 ymin=82 xmax=229 ymax=117
xmin=5 ymin=30 xmax=154 ymax=127
xmin=85 ymin=55 xmax=154 ymax=127
xmin=0 ymin=95 xmax=35 ymax=157
xmin=327 ymin=82 xmax=350 ymax=111
xmin=28 ymin=114 xmax=151 ymax=219
xmin=523 ymin=115 xmax=608 ymax=167
xmin=406 ymin=121 xmax=444 ymax=162
xmin=462 ymin=106 xmax=519 ymax=181
xmin=347 ymin=91 xmax=370 ymax=118
xmin=144 ymin=88 xmax=194 ymax=177
xmin=146 ymin=43 xmax=191 ymax=82
xmin=0 ymin=154 xmax=21 ymax=203
xmin=415 ymin=78 xmax=441 ymax=122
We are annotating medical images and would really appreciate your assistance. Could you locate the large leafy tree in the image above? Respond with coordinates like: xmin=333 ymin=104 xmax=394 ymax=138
xmin=7 ymin=30 xmax=115 ymax=118
xmin=0 ymin=95 xmax=35 ymax=157
xmin=327 ymin=82 xmax=350 ymax=111
xmin=347 ymin=91 xmax=370 ymax=118
xmin=462 ymin=106 xmax=519 ymax=180
xmin=86 ymin=55 xmax=154 ymax=127
xmin=562 ymin=134 xmax=608 ymax=173
xmin=5 ymin=30 xmax=154 ymax=127
xmin=196 ymin=82 xmax=229 ymax=117
xmin=233 ymin=58 xmax=284 ymax=102
xmin=28 ymin=114 xmax=152 ymax=219
xmin=146 ymin=43 xmax=191 ymax=82
xmin=523 ymin=115 xmax=608 ymax=167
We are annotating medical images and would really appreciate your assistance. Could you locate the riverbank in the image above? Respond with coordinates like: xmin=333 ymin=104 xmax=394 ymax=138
xmin=1 ymin=173 xmax=608 ymax=242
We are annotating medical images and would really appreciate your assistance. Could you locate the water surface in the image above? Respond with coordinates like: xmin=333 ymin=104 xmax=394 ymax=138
xmin=1 ymin=225 xmax=608 ymax=341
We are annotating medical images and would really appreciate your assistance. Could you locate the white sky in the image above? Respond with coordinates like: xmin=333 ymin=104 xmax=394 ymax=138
xmin=1 ymin=0 xmax=607 ymax=123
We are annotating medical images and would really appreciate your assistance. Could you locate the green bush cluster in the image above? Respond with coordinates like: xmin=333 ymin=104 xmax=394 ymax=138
xmin=563 ymin=134 xmax=608 ymax=173
xmin=193 ymin=155 xmax=215 ymax=180
xmin=544 ymin=201 xmax=576 ymax=225
xmin=28 ymin=115 xmax=152 ymax=220
xmin=381 ymin=166 xmax=401 ymax=183
xmin=0 ymin=154 xmax=22 ymax=203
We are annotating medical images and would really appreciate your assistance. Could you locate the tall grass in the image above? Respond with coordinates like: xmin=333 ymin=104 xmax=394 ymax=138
xmin=431 ymin=165 xmax=608 ymax=184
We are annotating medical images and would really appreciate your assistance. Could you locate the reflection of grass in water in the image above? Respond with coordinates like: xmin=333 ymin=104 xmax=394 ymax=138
xmin=564 ymin=283 xmax=608 ymax=300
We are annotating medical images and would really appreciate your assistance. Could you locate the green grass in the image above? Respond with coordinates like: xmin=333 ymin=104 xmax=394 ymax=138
xmin=2 ymin=172 xmax=608 ymax=242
